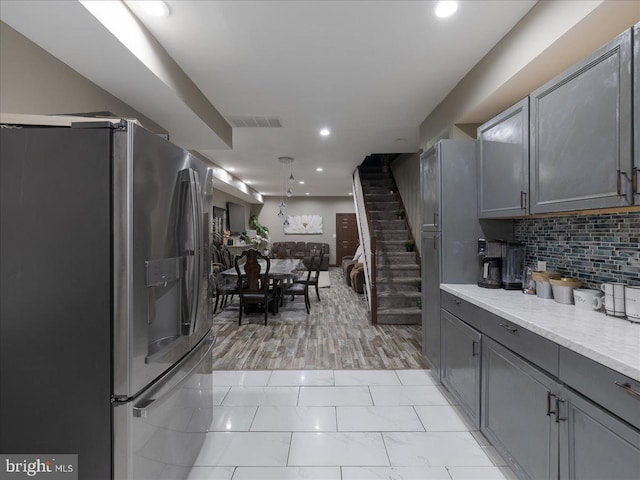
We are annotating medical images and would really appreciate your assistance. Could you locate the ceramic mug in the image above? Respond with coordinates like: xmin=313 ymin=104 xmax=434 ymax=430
xmin=600 ymin=282 xmax=626 ymax=317
xmin=573 ymin=289 xmax=604 ymax=311
xmin=624 ymin=286 xmax=640 ymax=322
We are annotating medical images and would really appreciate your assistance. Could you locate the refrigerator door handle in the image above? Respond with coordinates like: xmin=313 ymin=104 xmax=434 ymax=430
xmin=178 ymin=168 xmax=202 ymax=337
xmin=132 ymin=333 xmax=214 ymax=418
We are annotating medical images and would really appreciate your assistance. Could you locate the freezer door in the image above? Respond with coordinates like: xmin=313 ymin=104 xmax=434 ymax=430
xmin=114 ymin=123 xmax=211 ymax=397
xmin=113 ymin=333 xmax=214 ymax=480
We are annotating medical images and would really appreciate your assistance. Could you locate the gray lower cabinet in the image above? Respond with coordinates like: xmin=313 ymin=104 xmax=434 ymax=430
xmin=440 ymin=310 xmax=481 ymax=428
xmin=481 ymin=337 xmax=559 ymax=480
xmin=422 ymin=233 xmax=441 ymax=377
xmin=478 ymin=97 xmax=529 ymax=218
xmin=558 ymin=387 xmax=640 ymax=480
xmin=530 ymin=28 xmax=633 ymax=213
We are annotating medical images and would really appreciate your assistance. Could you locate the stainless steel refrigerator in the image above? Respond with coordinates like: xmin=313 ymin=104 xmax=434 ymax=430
xmin=0 ymin=117 xmax=215 ymax=479
xmin=420 ymin=140 xmax=511 ymax=379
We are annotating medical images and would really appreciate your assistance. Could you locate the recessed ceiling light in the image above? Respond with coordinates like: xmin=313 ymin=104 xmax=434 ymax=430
xmin=348 ymin=192 xmax=353 ymax=196
xmin=299 ymin=181 xmax=305 ymax=184
xmin=305 ymin=192 xmax=310 ymax=196
xmin=227 ymin=167 xmax=235 ymax=172
xmin=316 ymin=167 xmax=323 ymax=172
xmin=139 ymin=0 xmax=170 ymax=17
xmin=244 ymin=180 xmax=252 ymax=185
xmin=320 ymin=128 xmax=330 ymax=136
xmin=434 ymin=1 xmax=458 ymax=18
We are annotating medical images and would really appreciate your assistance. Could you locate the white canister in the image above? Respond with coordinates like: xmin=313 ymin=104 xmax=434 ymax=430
xmin=624 ymin=286 xmax=640 ymax=322
xmin=573 ymin=289 xmax=604 ymax=311
xmin=600 ymin=283 xmax=626 ymax=317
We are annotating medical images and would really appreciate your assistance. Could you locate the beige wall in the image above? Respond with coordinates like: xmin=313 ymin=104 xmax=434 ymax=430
xmin=0 ymin=21 xmax=165 ymax=133
xmin=420 ymin=0 xmax=640 ymax=148
xmin=255 ymin=197 xmax=356 ymax=266
xmin=391 ymin=152 xmax=422 ymax=255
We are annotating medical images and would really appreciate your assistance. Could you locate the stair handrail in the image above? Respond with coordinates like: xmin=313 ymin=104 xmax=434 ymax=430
xmin=352 ymin=167 xmax=377 ymax=323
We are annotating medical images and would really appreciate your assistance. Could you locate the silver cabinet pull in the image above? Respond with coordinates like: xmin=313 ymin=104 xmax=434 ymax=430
xmin=546 ymin=392 xmax=556 ymax=417
xmin=555 ymin=398 xmax=566 ymax=423
xmin=472 ymin=341 xmax=480 ymax=357
xmin=499 ymin=323 xmax=518 ymax=334
xmin=520 ymin=191 xmax=527 ymax=210
xmin=614 ymin=381 xmax=640 ymax=399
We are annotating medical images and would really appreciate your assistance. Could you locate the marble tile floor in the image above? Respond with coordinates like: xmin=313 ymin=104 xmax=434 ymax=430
xmin=183 ymin=369 xmax=517 ymax=480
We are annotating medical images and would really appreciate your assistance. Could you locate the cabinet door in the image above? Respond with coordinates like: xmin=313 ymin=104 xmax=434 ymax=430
xmin=441 ymin=310 xmax=481 ymax=428
xmin=421 ymin=233 xmax=441 ymax=378
xmin=530 ymin=29 xmax=633 ymax=213
xmin=420 ymin=146 xmax=440 ymax=231
xmin=478 ymin=98 xmax=529 ymax=217
xmin=634 ymin=22 xmax=639 ymax=203
xmin=482 ymin=337 xmax=559 ymax=480
xmin=559 ymin=387 xmax=640 ymax=480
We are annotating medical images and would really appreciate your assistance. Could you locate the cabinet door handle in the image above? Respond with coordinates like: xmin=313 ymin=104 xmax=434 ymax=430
xmin=472 ymin=340 xmax=480 ymax=357
xmin=499 ymin=323 xmax=518 ymax=334
xmin=614 ymin=381 xmax=640 ymax=399
xmin=546 ymin=392 xmax=556 ymax=417
xmin=555 ymin=398 xmax=566 ymax=423
xmin=633 ymin=168 xmax=638 ymax=194
xmin=617 ymin=170 xmax=622 ymax=195
xmin=520 ymin=191 xmax=526 ymax=210
xmin=433 ymin=212 xmax=438 ymax=227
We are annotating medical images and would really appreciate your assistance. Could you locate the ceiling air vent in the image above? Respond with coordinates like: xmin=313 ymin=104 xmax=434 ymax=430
xmin=228 ymin=115 xmax=282 ymax=128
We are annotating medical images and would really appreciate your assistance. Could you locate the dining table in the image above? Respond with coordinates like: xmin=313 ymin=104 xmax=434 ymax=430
xmin=220 ymin=257 xmax=305 ymax=311
xmin=220 ymin=257 xmax=305 ymax=282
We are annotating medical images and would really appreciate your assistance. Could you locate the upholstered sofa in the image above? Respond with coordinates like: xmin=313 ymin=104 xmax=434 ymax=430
xmin=271 ymin=241 xmax=330 ymax=270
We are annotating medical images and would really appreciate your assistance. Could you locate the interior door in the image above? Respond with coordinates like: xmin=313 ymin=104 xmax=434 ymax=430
xmin=336 ymin=213 xmax=358 ymax=263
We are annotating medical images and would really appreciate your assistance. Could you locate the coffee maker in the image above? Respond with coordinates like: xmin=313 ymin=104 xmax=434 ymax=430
xmin=478 ymin=239 xmax=503 ymax=289
xmin=502 ymin=242 xmax=525 ymax=290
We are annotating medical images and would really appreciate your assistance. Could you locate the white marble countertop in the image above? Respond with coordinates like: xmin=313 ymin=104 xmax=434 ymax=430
xmin=441 ymin=284 xmax=640 ymax=382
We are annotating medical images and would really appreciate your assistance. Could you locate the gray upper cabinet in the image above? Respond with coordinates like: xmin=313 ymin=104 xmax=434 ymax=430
xmin=634 ymin=22 xmax=639 ymax=204
xmin=420 ymin=146 xmax=440 ymax=231
xmin=530 ymin=28 xmax=633 ymax=213
xmin=478 ymin=98 xmax=529 ymax=217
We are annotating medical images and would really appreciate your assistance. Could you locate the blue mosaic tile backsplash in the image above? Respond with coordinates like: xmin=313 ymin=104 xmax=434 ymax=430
xmin=514 ymin=211 xmax=640 ymax=288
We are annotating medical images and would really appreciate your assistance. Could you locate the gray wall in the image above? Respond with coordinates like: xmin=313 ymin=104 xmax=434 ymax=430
xmin=390 ymin=152 xmax=422 ymax=255
xmin=256 ymin=196 xmax=355 ymax=266
xmin=0 ymin=21 xmax=166 ymax=134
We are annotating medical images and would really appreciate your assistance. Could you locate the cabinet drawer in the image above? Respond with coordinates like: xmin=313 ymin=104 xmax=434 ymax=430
xmin=559 ymin=347 xmax=640 ymax=429
xmin=440 ymin=291 xmax=482 ymax=331
xmin=482 ymin=314 xmax=559 ymax=377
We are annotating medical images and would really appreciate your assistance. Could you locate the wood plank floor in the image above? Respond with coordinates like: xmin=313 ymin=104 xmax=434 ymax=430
xmin=210 ymin=268 xmax=426 ymax=370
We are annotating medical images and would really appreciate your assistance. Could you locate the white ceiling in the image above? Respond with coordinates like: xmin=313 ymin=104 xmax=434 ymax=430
xmin=1 ymin=0 xmax=537 ymax=199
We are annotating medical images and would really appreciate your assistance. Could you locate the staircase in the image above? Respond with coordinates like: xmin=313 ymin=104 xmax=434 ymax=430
xmin=359 ymin=166 xmax=421 ymax=325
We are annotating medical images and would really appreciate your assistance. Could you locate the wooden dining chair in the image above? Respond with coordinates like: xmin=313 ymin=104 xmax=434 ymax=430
xmin=295 ymin=248 xmax=324 ymax=301
xmin=234 ymin=248 xmax=277 ymax=325
xmin=212 ymin=246 xmax=238 ymax=311
xmin=282 ymin=254 xmax=315 ymax=314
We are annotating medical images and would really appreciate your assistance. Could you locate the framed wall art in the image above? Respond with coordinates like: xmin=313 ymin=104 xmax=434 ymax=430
xmin=284 ymin=214 xmax=323 ymax=234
